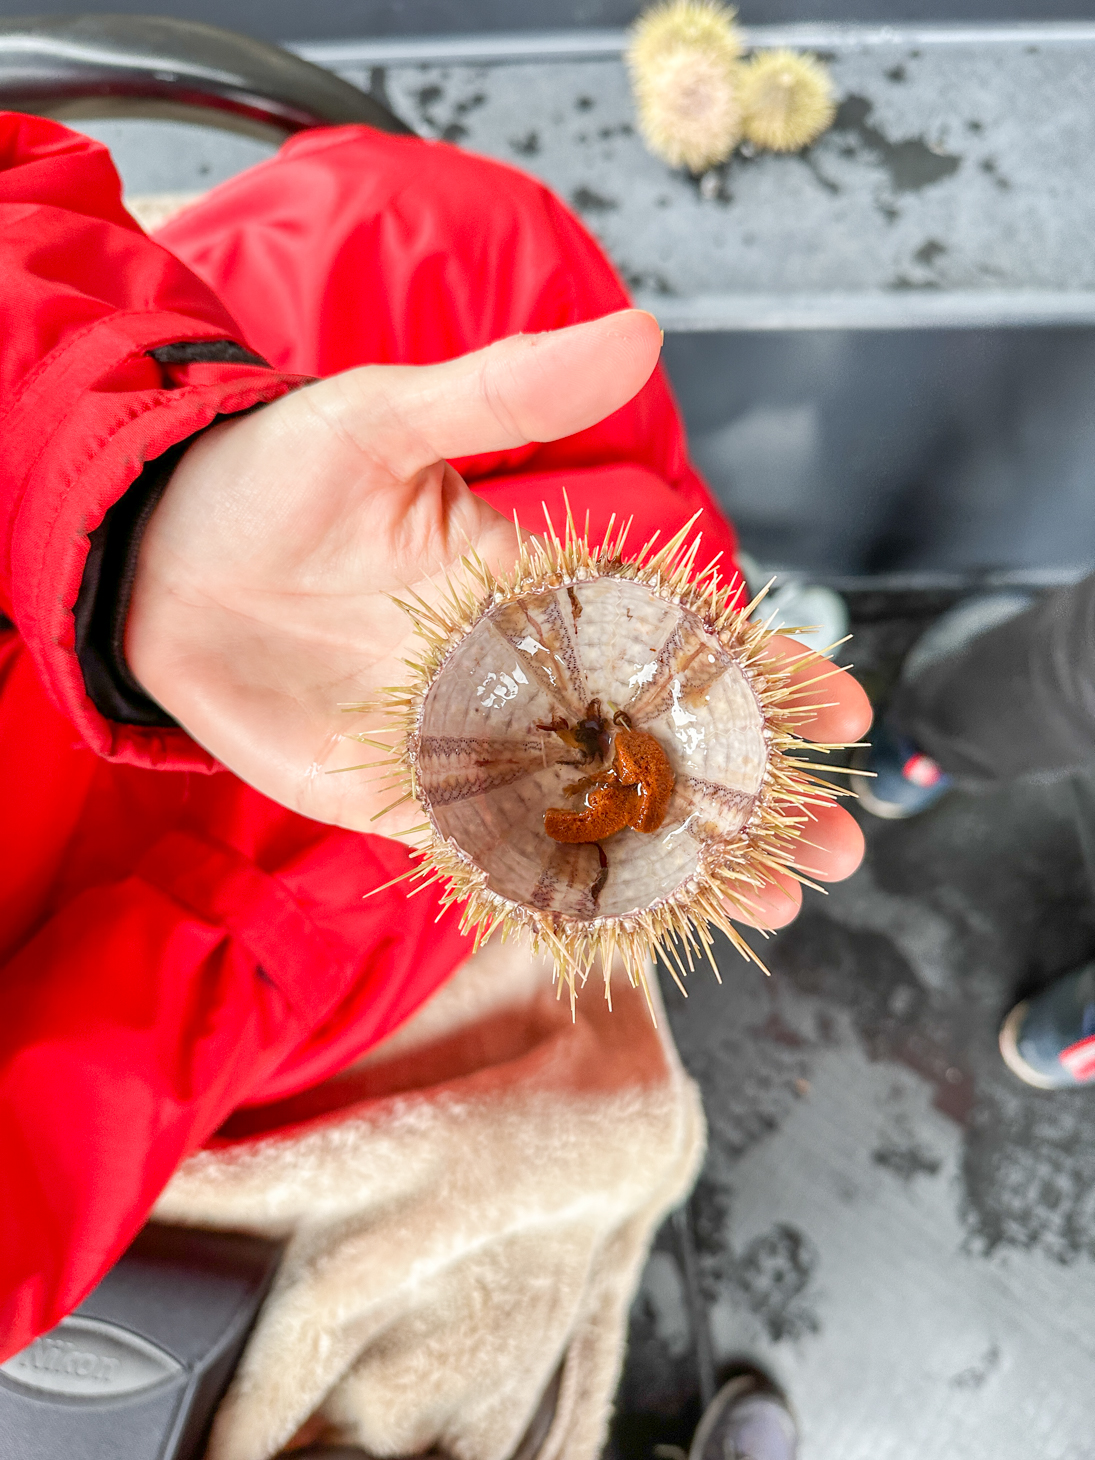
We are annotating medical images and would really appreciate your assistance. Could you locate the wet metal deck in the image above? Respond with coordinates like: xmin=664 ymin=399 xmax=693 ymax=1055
xmin=611 ymin=589 xmax=1095 ymax=1460
xmin=83 ymin=24 xmax=1095 ymax=328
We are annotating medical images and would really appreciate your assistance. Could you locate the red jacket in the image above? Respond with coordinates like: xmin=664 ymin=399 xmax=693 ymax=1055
xmin=0 ymin=113 xmax=737 ymax=1358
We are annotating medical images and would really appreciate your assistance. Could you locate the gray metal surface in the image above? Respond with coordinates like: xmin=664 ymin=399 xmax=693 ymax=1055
xmin=611 ymin=589 xmax=1095 ymax=1460
xmin=75 ymin=115 xmax=275 ymax=193
xmin=2 ymin=2 xmax=1095 ymax=44
xmin=663 ymin=327 xmax=1095 ymax=575
xmin=311 ymin=24 xmax=1095 ymax=329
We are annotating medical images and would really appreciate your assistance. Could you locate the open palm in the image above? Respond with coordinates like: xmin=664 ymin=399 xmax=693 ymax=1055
xmin=128 ymin=309 xmax=870 ymax=929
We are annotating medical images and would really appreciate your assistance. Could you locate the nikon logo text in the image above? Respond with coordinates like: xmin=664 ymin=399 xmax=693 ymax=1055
xmin=0 ymin=1316 xmax=183 ymax=1399
xmin=15 ymin=1335 xmax=120 ymax=1383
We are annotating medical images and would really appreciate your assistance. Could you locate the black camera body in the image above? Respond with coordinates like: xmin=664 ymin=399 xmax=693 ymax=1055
xmin=0 ymin=1225 xmax=281 ymax=1460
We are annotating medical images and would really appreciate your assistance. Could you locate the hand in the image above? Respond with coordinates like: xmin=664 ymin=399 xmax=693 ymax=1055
xmin=129 ymin=310 xmax=661 ymax=824
xmin=738 ymin=633 xmax=870 ymax=929
xmin=127 ymin=309 xmax=870 ymax=929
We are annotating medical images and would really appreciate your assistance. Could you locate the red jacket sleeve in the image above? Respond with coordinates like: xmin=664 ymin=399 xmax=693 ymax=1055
xmin=0 ymin=112 xmax=306 ymax=771
xmin=0 ymin=807 xmax=470 ymax=1359
xmin=0 ymin=841 xmax=309 ymax=1355
xmin=0 ymin=114 xmax=346 ymax=1356
xmin=0 ymin=623 xmax=474 ymax=1360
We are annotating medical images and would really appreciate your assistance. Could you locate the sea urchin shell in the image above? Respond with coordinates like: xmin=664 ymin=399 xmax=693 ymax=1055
xmin=340 ymin=512 xmax=853 ymax=1012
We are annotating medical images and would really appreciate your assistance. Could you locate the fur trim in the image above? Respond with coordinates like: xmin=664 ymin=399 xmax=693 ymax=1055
xmin=154 ymin=941 xmax=705 ymax=1460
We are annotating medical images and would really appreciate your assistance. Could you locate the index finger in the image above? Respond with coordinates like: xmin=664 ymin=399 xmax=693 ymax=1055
xmin=762 ymin=633 xmax=872 ymax=744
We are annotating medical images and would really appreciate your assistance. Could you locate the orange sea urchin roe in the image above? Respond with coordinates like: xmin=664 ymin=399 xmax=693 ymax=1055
xmin=544 ymin=783 xmax=637 ymax=843
xmin=613 ymin=729 xmax=676 ymax=833
xmin=544 ymin=729 xmax=675 ymax=843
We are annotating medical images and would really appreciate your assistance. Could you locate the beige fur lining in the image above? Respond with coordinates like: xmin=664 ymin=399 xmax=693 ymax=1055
xmin=125 ymin=192 xmax=205 ymax=232
xmin=154 ymin=941 xmax=705 ymax=1460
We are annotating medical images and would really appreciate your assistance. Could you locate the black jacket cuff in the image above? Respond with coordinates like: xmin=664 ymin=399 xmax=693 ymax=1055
xmin=74 ymin=339 xmax=271 ymax=728
xmin=74 ymin=442 xmax=187 ymax=728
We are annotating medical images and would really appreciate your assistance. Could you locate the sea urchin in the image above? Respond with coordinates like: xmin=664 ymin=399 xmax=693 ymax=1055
xmin=339 ymin=511 xmax=854 ymax=1013
xmin=627 ymin=0 xmax=745 ymax=173
xmin=739 ymin=49 xmax=836 ymax=153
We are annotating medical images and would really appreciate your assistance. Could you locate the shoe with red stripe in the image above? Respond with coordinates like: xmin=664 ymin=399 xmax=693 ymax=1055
xmin=853 ymin=718 xmax=953 ymax=820
xmin=999 ymin=964 xmax=1095 ymax=1089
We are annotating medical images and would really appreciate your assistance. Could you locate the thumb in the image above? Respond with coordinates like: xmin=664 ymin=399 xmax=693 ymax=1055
xmin=311 ymin=309 xmax=664 ymax=478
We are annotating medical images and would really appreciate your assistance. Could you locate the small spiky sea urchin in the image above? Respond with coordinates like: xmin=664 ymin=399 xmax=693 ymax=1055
xmin=338 ymin=511 xmax=855 ymax=1014
xmin=627 ymin=0 xmax=744 ymax=172
xmin=739 ymin=49 xmax=836 ymax=152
